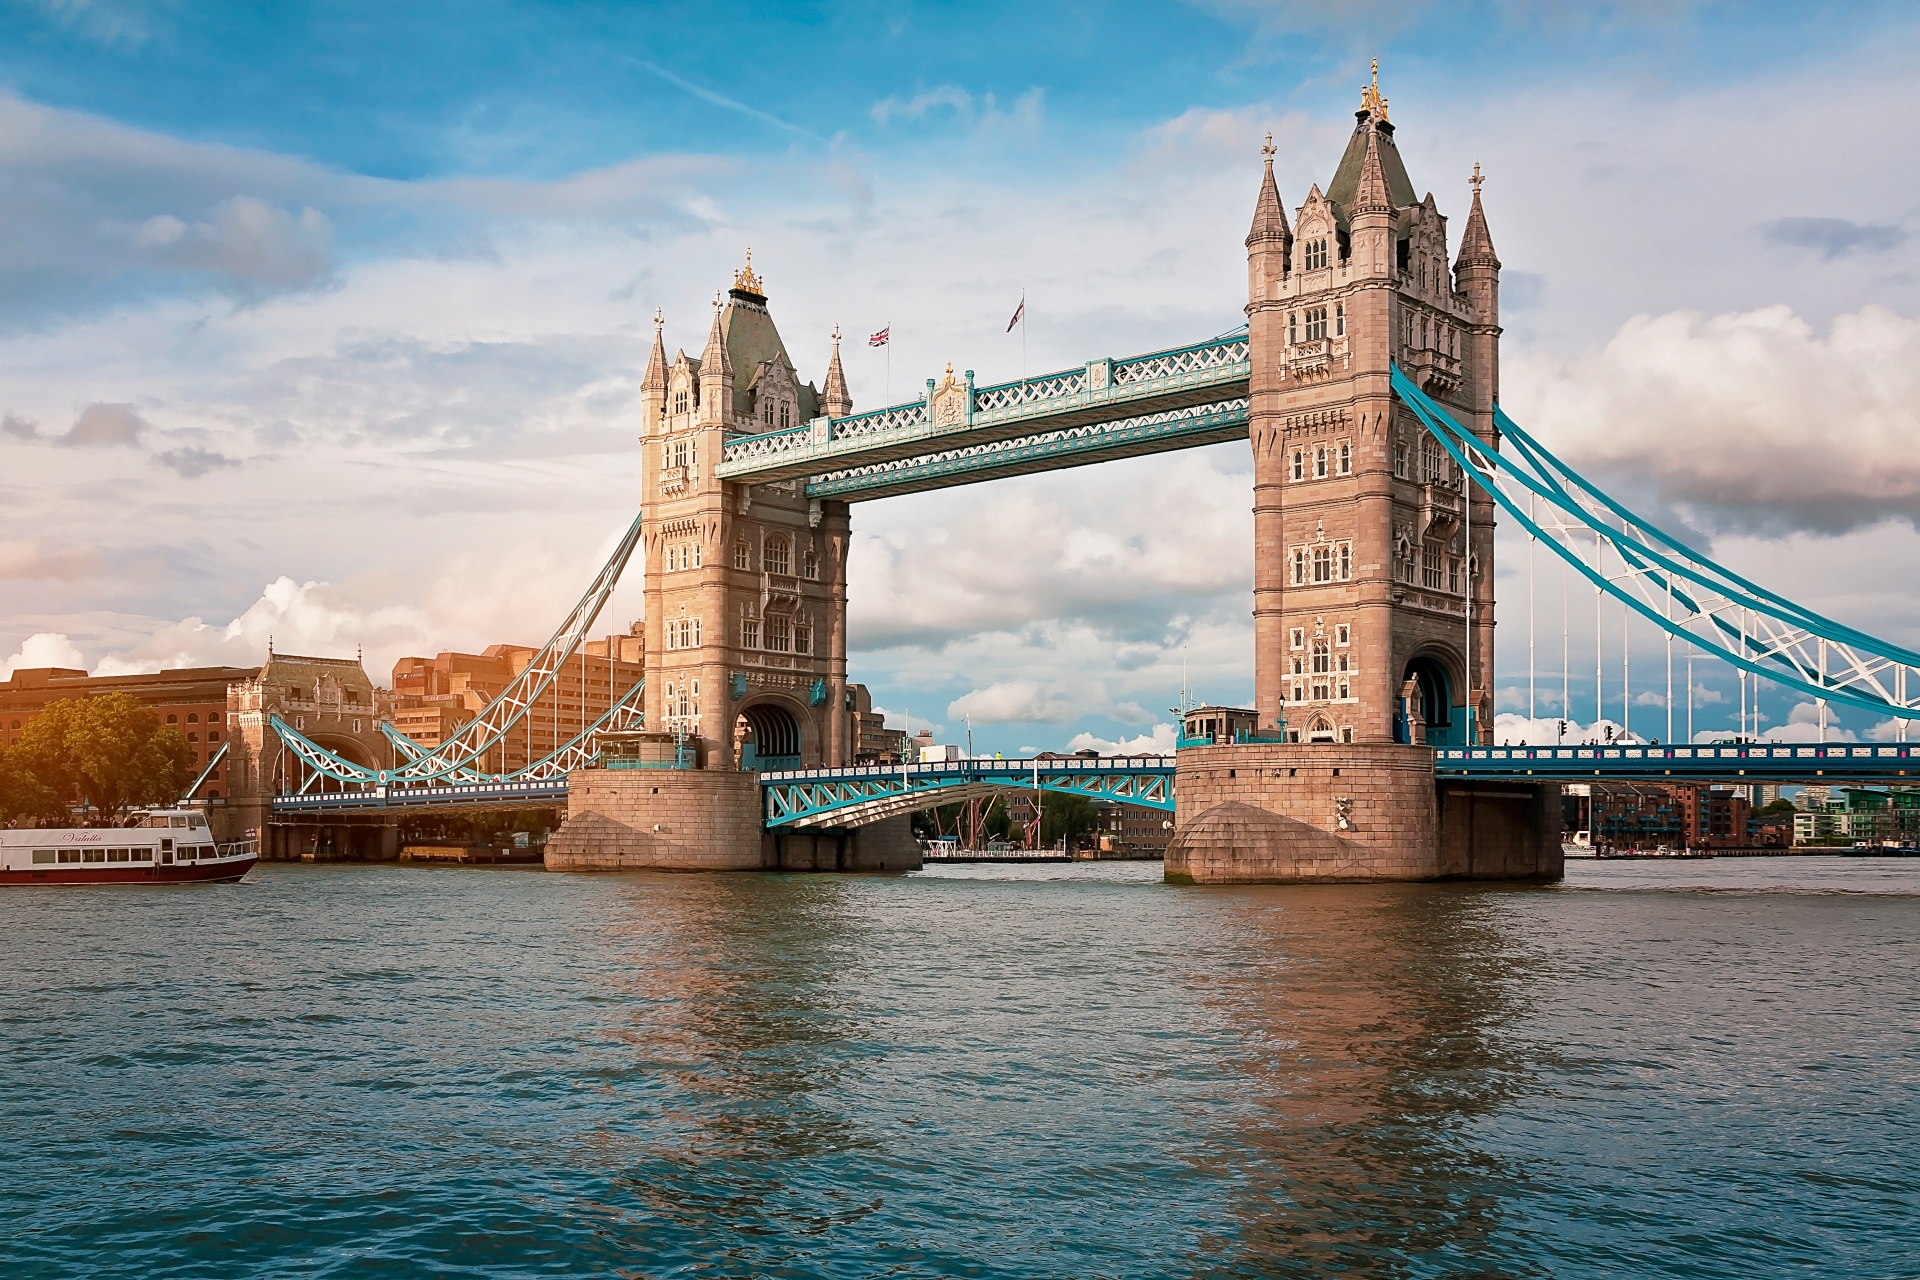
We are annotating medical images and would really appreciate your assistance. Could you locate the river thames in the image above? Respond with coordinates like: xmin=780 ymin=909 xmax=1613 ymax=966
xmin=4 ymin=858 xmax=1916 ymax=1277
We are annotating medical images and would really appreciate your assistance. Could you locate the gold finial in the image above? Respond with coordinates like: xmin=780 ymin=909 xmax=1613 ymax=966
xmin=733 ymin=246 xmax=764 ymax=295
xmin=1470 ymin=162 xmax=1485 ymax=194
xmin=1361 ymin=57 xmax=1389 ymax=123
xmin=1261 ymin=130 xmax=1276 ymax=160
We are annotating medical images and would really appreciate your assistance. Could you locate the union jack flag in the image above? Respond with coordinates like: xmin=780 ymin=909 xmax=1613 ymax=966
xmin=869 ymin=326 xmax=889 ymax=347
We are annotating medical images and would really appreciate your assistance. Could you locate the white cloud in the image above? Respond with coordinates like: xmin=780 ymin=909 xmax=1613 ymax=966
xmin=1065 ymin=723 xmax=1178 ymax=756
xmin=1 ymin=631 xmax=88 ymax=679
xmin=1508 ymin=305 xmax=1920 ymax=537
xmin=871 ymin=85 xmax=972 ymax=127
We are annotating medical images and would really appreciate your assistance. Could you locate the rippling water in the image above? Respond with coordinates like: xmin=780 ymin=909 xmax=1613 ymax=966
xmin=4 ymin=857 xmax=1917 ymax=1277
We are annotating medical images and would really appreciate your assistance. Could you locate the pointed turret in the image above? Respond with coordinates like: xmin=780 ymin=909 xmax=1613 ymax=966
xmin=1454 ymin=163 xmax=1500 ymax=271
xmin=1246 ymin=132 xmax=1293 ymax=304
xmin=1245 ymin=134 xmax=1292 ymax=251
xmin=698 ymin=292 xmax=733 ymax=423
xmin=1352 ymin=126 xmax=1392 ymax=216
xmin=640 ymin=308 xmax=670 ymax=434
xmin=822 ymin=325 xmax=852 ymax=418
xmin=643 ymin=308 xmax=668 ymax=392
xmin=1455 ymin=163 xmax=1501 ymax=334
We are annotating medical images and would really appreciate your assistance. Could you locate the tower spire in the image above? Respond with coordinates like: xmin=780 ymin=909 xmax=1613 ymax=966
xmin=1245 ymin=131 xmax=1293 ymax=252
xmin=1352 ymin=124 xmax=1392 ymax=216
xmin=1455 ymin=162 xmax=1500 ymax=270
xmin=699 ymin=292 xmax=732 ymax=377
xmin=822 ymin=324 xmax=852 ymax=418
xmin=642 ymin=307 xmax=668 ymax=392
xmin=1360 ymin=57 xmax=1389 ymax=123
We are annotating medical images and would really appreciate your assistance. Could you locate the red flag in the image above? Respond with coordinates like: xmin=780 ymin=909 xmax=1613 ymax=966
xmin=869 ymin=326 xmax=889 ymax=347
xmin=1006 ymin=297 xmax=1025 ymax=333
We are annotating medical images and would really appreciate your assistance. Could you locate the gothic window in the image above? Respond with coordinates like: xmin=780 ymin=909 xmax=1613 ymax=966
xmin=1312 ymin=680 xmax=1329 ymax=702
xmin=1448 ymin=557 xmax=1461 ymax=594
xmin=778 ymin=403 xmax=791 ymax=429
xmin=1341 ymin=725 xmax=1354 ymax=743
xmin=740 ymin=617 xmax=759 ymax=649
xmin=1336 ymin=624 xmax=1350 ymax=646
xmin=1312 ymin=545 xmax=1333 ymax=584
xmin=763 ymin=400 xmax=774 ymax=426
xmin=1400 ymin=547 xmax=1417 ymax=584
xmin=763 ymin=536 xmax=791 ymax=576
xmin=1314 ymin=447 xmax=1328 ymax=479
xmin=1421 ymin=438 xmax=1442 ymax=484
xmin=1312 ymin=639 xmax=1331 ymax=675
xmin=1305 ymin=238 xmax=1328 ymax=270
xmin=1290 ymin=548 xmax=1307 ymax=586
xmin=1291 ymin=656 xmax=1304 ymax=676
xmin=1291 ymin=450 xmax=1305 ymax=482
xmin=1338 ymin=541 xmax=1352 ymax=580
xmin=1393 ymin=437 xmax=1409 ymax=479
xmin=1335 ymin=302 xmax=1345 ymax=337
xmin=794 ymin=621 xmax=812 ymax=655
xmin=674 ymin=390 xmax=689 ymax=415
xmin=734 ymin=542 xmax=751 ymax=570
xmin=1290 ymin=628 xmax=1305 ymax=650
xmin=802 ymin=547 xmax=818 ymax=579
xmin=691 ymin=618 xmax=702 ymax=646
xmin=765 ymin=616 xmax=791 ymax=652
xmin=673 ymin=440 xmax=689 ymax=469
xmin=1337 ymin=440 xmax=1352 ymax=475
xmin=1422 ymin=544 xmax=1444 ymax=591
xmin=692 ymin=543 xmax=703 ymax=569
xmin=1287 ymin=312 xmax=1298 ymax=344
xmin=1305 ymin=307 xmax=1327 ymax=341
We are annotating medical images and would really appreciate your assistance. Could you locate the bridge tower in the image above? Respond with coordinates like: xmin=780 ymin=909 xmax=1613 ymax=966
xmin=1247 ymin=66 xmax=1499 ymax=748
xmin=637 ymin=256 xmax=854 ymax=772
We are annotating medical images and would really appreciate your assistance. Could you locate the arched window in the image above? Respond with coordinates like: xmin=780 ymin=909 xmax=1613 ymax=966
xmin=674 ymin=390 xmax=689 ymax=415
xmin=778 ymin=403 xmax=791 ymax=429
xmin=734 ymin=542 xmax=751 ymax=570
xmin=1311 ymin=638 xmax=1331 ymax=675
xmin=763 ymin=536 xmax=791 ymax=576
xmin=801 ymin=547 xmax=818 ymax=579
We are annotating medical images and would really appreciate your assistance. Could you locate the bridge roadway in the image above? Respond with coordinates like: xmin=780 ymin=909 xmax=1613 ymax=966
xmin=715 ymin=334 xmax=1251 ymax=501
xmin=266 ymin=744 xmax=1920 ymax=822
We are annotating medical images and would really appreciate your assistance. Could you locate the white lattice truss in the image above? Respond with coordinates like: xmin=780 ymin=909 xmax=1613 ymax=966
xmin=1393 ymin=365 xmax=1920 ymax=725
xmin=179 ymin=740 xmax=229 ymax=801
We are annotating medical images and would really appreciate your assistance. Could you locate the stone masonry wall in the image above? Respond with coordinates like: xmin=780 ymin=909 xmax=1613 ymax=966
xmin=1167 ymin=742 xmax=1440 ymax=883
xmin=545 ymin=768 xmax=767 ymax=871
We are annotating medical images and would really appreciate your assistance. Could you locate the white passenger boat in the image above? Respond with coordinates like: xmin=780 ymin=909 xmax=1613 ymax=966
xmin=0 ymin=809 xmax=257 ymax=886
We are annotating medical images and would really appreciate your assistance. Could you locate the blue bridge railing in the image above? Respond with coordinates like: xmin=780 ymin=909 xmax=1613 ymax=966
xmin=1437 ymin=743 xmax=1918 ymax=782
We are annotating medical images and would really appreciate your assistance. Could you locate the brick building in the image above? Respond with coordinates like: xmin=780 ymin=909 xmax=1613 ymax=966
xmin=1 ymin=664 xmax=259 ymax=801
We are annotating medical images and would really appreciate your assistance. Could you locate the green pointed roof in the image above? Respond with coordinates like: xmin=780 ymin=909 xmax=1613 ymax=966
xmin=722 ymin=295 xmax=819 ymax=423
xmin=1325 ymin=116 xmax=1417 ymax=232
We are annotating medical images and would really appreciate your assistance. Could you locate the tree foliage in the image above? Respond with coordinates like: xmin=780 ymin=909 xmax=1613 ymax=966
xmin=0 ymin=743 xmax=66 ymax=825
xmin=10 ymin=695 xmax=194 ymax=818
xmin=1040 ymin=792 xmax=1098 ymax=847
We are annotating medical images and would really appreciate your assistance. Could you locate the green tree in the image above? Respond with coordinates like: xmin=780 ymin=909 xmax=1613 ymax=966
xmin=14 ymin=694 xmax=194 ymax=816
xmin=1757 ymin=798 xmax=1797 ymax=816
xmin=0 ymin=743 xmax=65 ymax=825
xmin=1040 ymin=792 xmax=1098 ymax=847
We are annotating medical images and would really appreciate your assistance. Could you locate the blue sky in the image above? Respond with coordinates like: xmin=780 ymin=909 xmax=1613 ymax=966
xmin=5 ymin=0 xmax=1920 ymax=750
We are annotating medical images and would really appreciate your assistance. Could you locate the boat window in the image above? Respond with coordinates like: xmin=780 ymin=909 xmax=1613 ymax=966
xmin=58 ymin=850 xmax=82 ymax=863
xmin=84 ymin=849 xmax=105 ymax=863
xmin=170 ymin=817 xmax=190 ymax=828
xmin=130 ymin=849 xmax=151 ymax=862
xmin=108 ymin=849 xmax=129 ymax=862
xmin=191 ymin=816 xmax=208 ymax=829
xmin=32 ymin=850 xmax=55 ymax=865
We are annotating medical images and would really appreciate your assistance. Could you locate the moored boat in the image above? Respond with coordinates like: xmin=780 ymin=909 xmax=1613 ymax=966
xmin=1 ymin=808 xmax=257 ymax=886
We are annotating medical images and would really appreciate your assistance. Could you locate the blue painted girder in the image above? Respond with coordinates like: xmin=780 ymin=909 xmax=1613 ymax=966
xmin=759 ymin=756 xmax=1176 ymax=829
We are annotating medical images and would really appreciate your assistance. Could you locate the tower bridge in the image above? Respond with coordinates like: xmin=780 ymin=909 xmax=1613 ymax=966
xmin=228 ymin=71 xmax=1920 ymax=880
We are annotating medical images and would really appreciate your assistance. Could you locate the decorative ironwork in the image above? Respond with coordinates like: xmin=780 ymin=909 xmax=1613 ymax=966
xmin=759 ymin=755 xmax=1175 ymax=829
xmin=807 ymin=399 xmax=1249 ymax=501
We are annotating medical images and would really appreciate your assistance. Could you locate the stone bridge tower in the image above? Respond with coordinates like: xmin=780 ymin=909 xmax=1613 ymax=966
xmin=1246 ymin=66 xmax=1500 ymax=748
xmin=638 ymin=256 xmax=854 ymax=771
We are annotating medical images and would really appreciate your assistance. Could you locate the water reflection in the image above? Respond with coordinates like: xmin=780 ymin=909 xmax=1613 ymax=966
xmin=1193 ymin=883 xmax=1546 ymax=1278
xmin=590 ymin=874 xmax=883 ymax=1254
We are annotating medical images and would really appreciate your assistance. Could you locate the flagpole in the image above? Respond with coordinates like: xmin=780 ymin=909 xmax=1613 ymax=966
xmin=1020 ymin=291 xmax=1027 ymax=381
xmin=885 ymin=322 xmax=891 ymax=403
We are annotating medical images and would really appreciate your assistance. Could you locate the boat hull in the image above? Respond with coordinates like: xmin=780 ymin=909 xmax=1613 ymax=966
xmin=0 ymin=856 xmax=257 ymax=887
